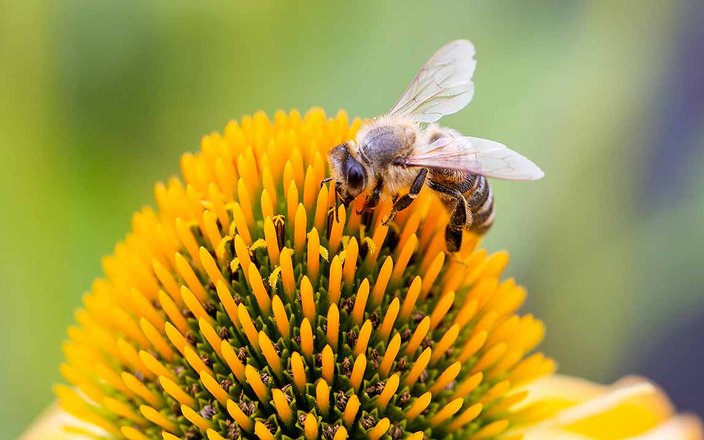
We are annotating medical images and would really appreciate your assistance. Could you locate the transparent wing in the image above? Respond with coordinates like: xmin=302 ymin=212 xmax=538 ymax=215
xmin=388 ymin=40 xmax=477 ymax=123
xmin=405 ymin=135 xmax=544 ymax=181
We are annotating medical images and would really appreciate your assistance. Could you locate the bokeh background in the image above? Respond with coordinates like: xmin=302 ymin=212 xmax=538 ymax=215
xmin=1 ymin=1 xmax=703 ymax=437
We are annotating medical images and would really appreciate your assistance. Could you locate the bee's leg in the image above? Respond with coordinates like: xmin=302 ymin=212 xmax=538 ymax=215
xmin=382 ymin=168 xmax=428 ymax=226
xmin=444 ymin=228 xmax=463 ymax=252
xmin=340 ymin=192 xmax=355 ymax=210
xmin=332 ymin=182 xmax=352 ymax=223
xmin=358 ymin=176 xmax=384 ymax=214
xmin=427 ymin=180 xmax=470 ymax=252
xmin=322 ymin=177 xmax=337 ymax=221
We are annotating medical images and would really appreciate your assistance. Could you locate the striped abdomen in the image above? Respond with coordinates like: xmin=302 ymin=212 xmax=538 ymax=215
xmin=464 ymin=174 xmax=495 ymax=235
xmin=429 ymin=170 xmax=496 ymax=236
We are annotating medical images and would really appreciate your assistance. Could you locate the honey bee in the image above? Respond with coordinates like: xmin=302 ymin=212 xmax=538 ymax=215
xmin=325 ymin=40 xmax=544 ymax=251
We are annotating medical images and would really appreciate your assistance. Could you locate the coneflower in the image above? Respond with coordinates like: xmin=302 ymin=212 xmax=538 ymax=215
xmin=22 ymin=109 xmax=702 ymax=440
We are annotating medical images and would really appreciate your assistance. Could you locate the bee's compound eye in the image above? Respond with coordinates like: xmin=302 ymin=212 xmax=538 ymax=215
xmin=345 ymin=160 xmax=366 ymax=194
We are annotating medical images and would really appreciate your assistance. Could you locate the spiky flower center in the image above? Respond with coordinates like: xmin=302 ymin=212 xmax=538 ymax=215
xmin=57 ymin=109 xmax=554 ymax=440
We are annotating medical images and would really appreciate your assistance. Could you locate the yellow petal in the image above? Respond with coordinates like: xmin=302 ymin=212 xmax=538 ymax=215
xmin=21 ymin=403 xmax=107 ymax=440
xmin=517 ymin=375 xmax=703 ymax=440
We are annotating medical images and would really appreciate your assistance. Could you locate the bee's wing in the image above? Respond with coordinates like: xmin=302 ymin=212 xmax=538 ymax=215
xmin=405 ymin=136 xmax=544 ymax=181
xmin=388 ymin=40 xmax=476 ymax=123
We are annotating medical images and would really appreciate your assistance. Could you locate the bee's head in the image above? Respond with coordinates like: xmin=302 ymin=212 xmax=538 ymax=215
xmin=327 ymin=142 xmax=368 ymax=202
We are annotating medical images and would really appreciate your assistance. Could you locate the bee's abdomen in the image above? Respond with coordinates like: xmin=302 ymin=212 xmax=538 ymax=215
xmin=464 ymin=175 xmax=495 ymax=234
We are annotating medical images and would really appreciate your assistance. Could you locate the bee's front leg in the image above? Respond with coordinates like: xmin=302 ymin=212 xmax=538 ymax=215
xmin=330 ymin=182 xmax=354 ymax=223
xmin=382 ymin=168 xmax=428 ymax=225
xmin=357 ymin=176 xmax=384 ymax=214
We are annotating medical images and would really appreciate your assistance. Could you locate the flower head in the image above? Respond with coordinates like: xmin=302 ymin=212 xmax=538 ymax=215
xmin=32 ymin=108 xmax=700 ymax=440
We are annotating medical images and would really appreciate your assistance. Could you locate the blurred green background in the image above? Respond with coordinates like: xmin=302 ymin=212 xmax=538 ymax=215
xmin=2 ymin=1 xmax=703 ymax=437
